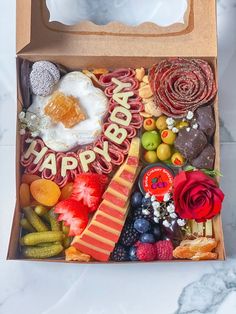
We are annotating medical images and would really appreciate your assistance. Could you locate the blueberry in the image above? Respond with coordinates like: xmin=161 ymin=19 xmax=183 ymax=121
xmin=129 ymin=246 xmax=138 ymax=261
xmin=141 ymin=197 xmax=152 ymax=207
xmin=134 ymin=218 xmax=151 ymax=233
xmin=131 ymin=192 xmax=143 ymax=208
xmin=140 ymin=233 xmax=155 ymax=243
xmin=152 ymin=224 xmax=162 ymax=241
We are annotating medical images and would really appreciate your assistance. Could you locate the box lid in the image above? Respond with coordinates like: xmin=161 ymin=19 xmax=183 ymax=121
xmin=16 ymin=0 xmax=217 ymax=58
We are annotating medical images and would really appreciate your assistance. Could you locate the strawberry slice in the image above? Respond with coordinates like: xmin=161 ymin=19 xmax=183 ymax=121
xmin=54 ymin=199 xmax=89 ymax=236
xmin=71 ymin=173 xmax=108 ymax=212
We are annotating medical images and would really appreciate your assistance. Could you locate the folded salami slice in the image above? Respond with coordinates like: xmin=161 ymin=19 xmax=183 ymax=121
xmin=104 ymin=77 xmax=139 ymax=97
xmin=25 ymin=161 xmax=43 ymax=175
xmin=99 ymin=68 xmax=135 ymax=87
xmin=95 ymin=138 xmax=125 ymax=166
xmin=21 ymin=138 xmax=47 ymax=168
xmin=91 ymin=159 xmax=113 ymax=175
xmin=108 ymin=97 xmax=144 ymax=114
xmin=149 ymin=58 xmax=217 ymax=118
xmin=100 ymin=135 xmax=130 ymax=154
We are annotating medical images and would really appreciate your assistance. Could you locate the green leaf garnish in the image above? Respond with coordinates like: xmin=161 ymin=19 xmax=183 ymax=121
xmin=183 ymin=165 xmax=223 ymax=178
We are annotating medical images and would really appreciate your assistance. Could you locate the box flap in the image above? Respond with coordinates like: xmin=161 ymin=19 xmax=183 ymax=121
xmin=16 ymin=0 xmax=217 ymax=58
xmin=16 ymin=0 xmax=32 ymax=53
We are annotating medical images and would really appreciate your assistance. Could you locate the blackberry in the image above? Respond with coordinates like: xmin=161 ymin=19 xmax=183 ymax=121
xmin=132 ymin=207 xmax=154 ymax=223
xmin=110 ymin=244 xmax=129 ymax=262
xmin=119 ymin=222 xmax=140 ymax=246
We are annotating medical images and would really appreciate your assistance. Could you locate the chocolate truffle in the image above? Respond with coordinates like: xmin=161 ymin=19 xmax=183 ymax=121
xmin=30 ymin=61 xmax=60 ymax=96
xmin=174 ymin=128 xmax=208 ymax=160
xmin=191 ymin=144 xmax=215 ymax=170
xmin=194 ymin=105 xmax=216 ymax=140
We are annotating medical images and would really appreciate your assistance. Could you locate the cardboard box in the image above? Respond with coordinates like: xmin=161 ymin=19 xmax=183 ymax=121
xmin=8 ymin=0 xmax=225 ymax=262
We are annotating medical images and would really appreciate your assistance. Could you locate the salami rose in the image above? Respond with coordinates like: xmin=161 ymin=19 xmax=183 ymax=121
xmin=149 ymin=58 xmax=217 ymax=118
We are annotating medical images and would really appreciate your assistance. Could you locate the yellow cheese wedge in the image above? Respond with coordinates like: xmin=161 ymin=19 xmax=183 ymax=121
xmin=72 ymin=137 xmax=141 ymax=261
xmin=102 ymin=199 xmax=129 ymax=214
xmin=105 ymin=186 xmax=128 ymax=201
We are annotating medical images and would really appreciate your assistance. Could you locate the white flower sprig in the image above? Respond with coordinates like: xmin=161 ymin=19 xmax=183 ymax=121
xmin=141 ymin=192 xmax=187 ymax=229
xmin=18 ymin=111 xmax=50 ymax=138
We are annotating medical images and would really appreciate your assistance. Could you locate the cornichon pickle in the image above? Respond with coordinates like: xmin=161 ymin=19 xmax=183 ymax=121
xmin=20 ymin=218 xmax=35 ymax=232
xmin=48 ymin=209 xmax=61 ymax=231
xmin=37 ymin=242 xmax=59 ymax=247
xmin=34 ymin=205 xmax=48 ymax=216
xmin=42 ymin=212 xmax=51 ymax=223
xmin=23 ymin=207 xmax=49 ymax=232
xmin=20 ymin=231 xmax=64 ymax=246
xmin=62 ymin=224 xmax=70 ymax=235
xmin=22 ymin=243 xmax=64 ymax=259
xmin=63 ymin=237 xmax=73 ymax=249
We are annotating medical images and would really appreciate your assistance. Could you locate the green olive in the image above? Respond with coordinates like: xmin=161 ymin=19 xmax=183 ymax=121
xmin=141 ymin=131 xmax=161 ymax=151
xmin=156 ymin=144 xmax=172 ymax=161
xmin=156 ymin=115 xmax=167 ymax=131
xmin=171 ymin=152 xmax=185 ymax=166
xmin=175 ymin=121 xmax=189 ymax=129
xmin=144 ymin=151 xmax=159 ymax=163
xmin=161 ymin=129 xmax=177 ymax=145
xmin=143 ymin=118 xmax=156 ymax=131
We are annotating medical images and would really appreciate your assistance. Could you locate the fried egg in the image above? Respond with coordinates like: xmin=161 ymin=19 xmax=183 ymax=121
xmin=28 ymin=71 xmax=108 ymax=152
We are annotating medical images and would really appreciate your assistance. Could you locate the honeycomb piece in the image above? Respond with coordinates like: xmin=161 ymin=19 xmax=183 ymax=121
xmin=44 ymin=92 xmax=86 ymax=128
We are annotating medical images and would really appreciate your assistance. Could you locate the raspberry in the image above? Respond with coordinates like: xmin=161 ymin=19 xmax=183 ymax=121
xmin=155 ymin=240 xmax=173 ymax=260
xmin=136 ymin=243 xmax=156 ymax=262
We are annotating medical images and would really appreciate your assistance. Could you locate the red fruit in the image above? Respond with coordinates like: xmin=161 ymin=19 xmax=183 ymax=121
xmin=54 ymin=199 xmax=89 ymax=236
xmin=71 ymin=173 xmax=108 ymax=213
xmin=155 ymin=240 xmax=173 ymax=260
xmin=136 ymin=243 xmax=156 ymax=262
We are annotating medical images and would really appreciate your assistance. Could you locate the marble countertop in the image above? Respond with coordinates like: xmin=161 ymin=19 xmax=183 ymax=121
xmin=1 ymin=1 xmax=236 ymax=313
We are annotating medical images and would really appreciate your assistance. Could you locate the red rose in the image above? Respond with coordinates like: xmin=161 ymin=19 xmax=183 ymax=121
xmin=173 ymin=170 xmax=224 ymax=222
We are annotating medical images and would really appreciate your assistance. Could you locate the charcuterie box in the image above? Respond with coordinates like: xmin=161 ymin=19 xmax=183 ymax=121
xmin=7 ymin=0 xmax=225 ymax=263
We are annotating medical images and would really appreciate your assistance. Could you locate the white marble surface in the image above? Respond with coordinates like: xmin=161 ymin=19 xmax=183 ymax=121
xmin=1 ymin=1 xmax=236 ymax=313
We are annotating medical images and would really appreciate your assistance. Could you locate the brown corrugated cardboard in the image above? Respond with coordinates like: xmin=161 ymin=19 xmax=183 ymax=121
xmin=8 ymin=0 xmax=225 ymax=262
xmin=17 ymin=0 xmax=217 ymax=59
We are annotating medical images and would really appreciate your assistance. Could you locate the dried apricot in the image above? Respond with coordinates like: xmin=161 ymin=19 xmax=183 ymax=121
xmin=60 ymin=182 xmax=73 ymax=201
xmin=30 ymin=179 xmax=61 ymax=207
xmin=22 ymin=174 xmax=41 ymax=185
xmin=20 ymin=183 xmax=31 ymax=208
xmin=30 ymin=199 xmax=41 ymax=207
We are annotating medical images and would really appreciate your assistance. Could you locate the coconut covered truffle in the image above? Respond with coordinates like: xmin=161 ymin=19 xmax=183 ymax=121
xmin=194 ymin=105 xmax=216 ymax=140
xmin=174 ymin=128 xmax=208 ymax=160
xmin=30 ymin=61 xmax=60 ymax=96
xmin=191 ymin=144 xmax=215 ymax=170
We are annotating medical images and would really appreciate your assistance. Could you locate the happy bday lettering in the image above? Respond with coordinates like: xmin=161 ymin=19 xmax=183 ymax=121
xmin=24 ymin=78 xmax=134 ymax=175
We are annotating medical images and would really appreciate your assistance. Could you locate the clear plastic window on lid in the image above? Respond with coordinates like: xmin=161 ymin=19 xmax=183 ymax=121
xmin=46 ymin=0 xmax=188 ymax=27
